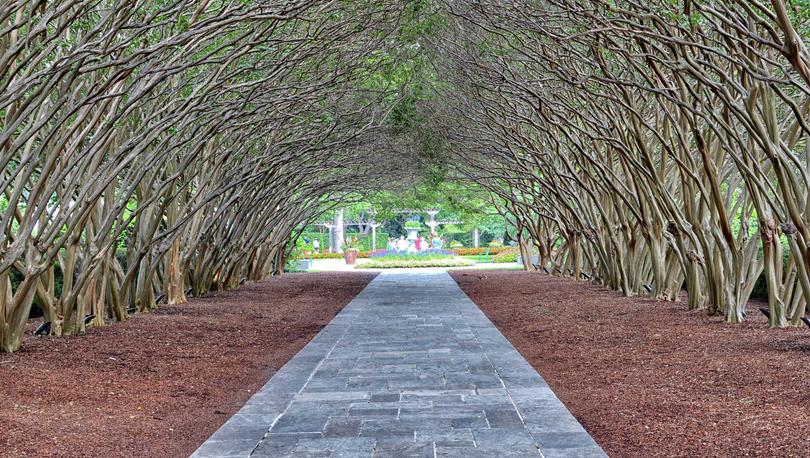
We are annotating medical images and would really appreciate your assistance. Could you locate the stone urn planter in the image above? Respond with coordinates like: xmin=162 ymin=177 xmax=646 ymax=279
xmin=344 ymin=248 xmax=359 ymax=265
xmin=404 ymin=222 xmax=422 ymax=242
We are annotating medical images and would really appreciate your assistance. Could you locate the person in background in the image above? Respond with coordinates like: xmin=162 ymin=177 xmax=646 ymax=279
xmin=396 ymin=236 xmax=408 ymax=252
xmin=415 ymin=235 xmax=423 ymax=251
xmin=312 ymin=239 xmax=320 ymax=254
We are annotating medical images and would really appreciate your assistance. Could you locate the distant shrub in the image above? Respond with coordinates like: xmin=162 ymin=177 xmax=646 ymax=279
xmin=451 ymin=247 xmax=508 ymax=256
xmin=300 ymin=231 xmax=389 ymax=251
xmin=311 ymin=251 xmax=373 ymax=259
xmin=492 ymin=247 xmax=519 ymax=263
xmin=311 ymin=253 xmax=343 ymax=259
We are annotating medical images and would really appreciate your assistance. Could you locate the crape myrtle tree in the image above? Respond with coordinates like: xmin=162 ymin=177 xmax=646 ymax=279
xmin=3 ymin=0 xmax=809 ymax=352
xmin=0 ymin=0 xmax=422 ymax=352
xmin=423 ymin=0 xmax=809 ymax=327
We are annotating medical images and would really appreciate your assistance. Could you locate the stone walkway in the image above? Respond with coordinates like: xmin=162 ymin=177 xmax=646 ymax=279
xmin=192 ymin=271 xmax=606 ymax=457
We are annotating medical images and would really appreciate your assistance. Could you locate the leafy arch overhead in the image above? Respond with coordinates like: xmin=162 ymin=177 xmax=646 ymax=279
xmin=1 ymin=0 xmax=808 ymax=351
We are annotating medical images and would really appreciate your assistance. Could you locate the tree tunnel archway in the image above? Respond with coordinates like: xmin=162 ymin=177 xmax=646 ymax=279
xmin=1 ymin=0 xmax=809 ymax=351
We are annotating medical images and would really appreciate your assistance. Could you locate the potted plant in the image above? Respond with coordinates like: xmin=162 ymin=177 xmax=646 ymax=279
xmin=403 ymin=220 xmax=421 ymax=241
xmin=342 ymin=236 xmax=360 ymax=265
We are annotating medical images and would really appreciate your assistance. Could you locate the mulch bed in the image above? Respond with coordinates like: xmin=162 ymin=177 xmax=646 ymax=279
xmin=450 ymin=270 xmax=810 ymax=457
xmin=0 ymin=272 xmax=376 ymax=458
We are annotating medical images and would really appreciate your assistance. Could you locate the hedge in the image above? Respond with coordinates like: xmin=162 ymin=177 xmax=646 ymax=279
xmin=310 ymin=253 xmax=343 ymax=259
xmin=492 ymin=247 xmax=519 ymax=263
xmin=300 ymin=231 xmax=389 ymax=251
xmin=451 ymin=247 xmax=508 ymax=256
xmin=311 ymin=251 xmax=373 ymax=259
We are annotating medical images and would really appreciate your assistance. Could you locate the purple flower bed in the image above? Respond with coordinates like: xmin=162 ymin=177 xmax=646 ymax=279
xmin=370 ymin=249 xmax=455 ymax=258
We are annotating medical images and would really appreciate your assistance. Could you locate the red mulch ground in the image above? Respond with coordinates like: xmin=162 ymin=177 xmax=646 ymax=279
xmin=0 ymin=272 xmax=376 ymax=458
xmin=451 ymin=270 xmax=810 ymax=458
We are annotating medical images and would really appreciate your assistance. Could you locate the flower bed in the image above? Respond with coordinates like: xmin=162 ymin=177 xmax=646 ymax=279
xmin=357 ymin=258 xmax=475 ymax=269
xmin=312 ymin=249 xmax=470 ymax=261
xmin=356 ymin=249 xmax=472 ymax=269
xmin=370 ymin=249 xmax=455 ymax=260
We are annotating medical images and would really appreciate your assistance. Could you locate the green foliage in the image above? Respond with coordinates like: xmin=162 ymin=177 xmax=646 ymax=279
xmin=301 ymin=232 xmax=330 ymax=248
xmin=287 ymin=239 xmax=309 ymax=263
xmin=451 ymin=247 xmax=509 ymax=256
xmin=301 ymin=231 xmax=390 ymax=251
xmin=342 ymin=236 xmax=361 ymax=250
xmin=359 ymin=233 xmax=389 ymax=250
xmin=284 ymin=258 xmax=305 ymax=273
xmin=492 ymin=248 xmax=519 ymax=263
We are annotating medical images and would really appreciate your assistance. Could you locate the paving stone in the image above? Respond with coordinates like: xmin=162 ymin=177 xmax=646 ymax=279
xmin=485 ymin=408 xmax=524 ymax=428
xmin=360 ymin=419 xmax=418 ymax=438
xmin=524 ymin=413 xmax=585 ymax=434
xmin=284 ymin=400 xmax=352 ymax=417
xmin=369 ymin=393 xmax=400 ymax=403
xmin=323 ymin=417 xmax=363 ymax=437
xmin=294 ymin=437 xmax=375 ymax=454
xmin=348 ymin=407 xmax=399 ymax=417
xmin=294 ymin=392 xmax=370 ymax=402
xmin=190 ymin=439 xmax=258 ymax=457
xmin=434 ymin=447 xmax=541 ymax=457
xmin=372 ymin=441 xmax=434 ymax=457
xmin=221 ymin=413 xmax=278 ymax=428
xmin=270 ymin=414 xmax=329 ymax=433
xmin=450 ymin=416 xmax=488 ymax=429
xmin=534 ymin=432 xmax=600 ymax=449
xmin=346 ymin=378 xmax=389 ymax=390
xmin=305 ymin=377 xmax=350 ymax=391
xmin=540 ymin=446 xmax=606 ymax=458
xmin=207 ymin=424 xmax=269 ymax=442
xmin=473 ymin=428 xmax=537 ymax=449
xmin=401 ymin=393 xmax=461 ymax=404
xmin=401 ymin=405 xmax=483 ymax=418
xmin=414 ymin=429 xmax=474 ymax=443
xmin=234 ymin=403 xmax=284 ymax=415
xmin=190 ymin=272 xmax=605 ymax=458
xmin=250 ymin=434 xmax=302 ymax=457
xmin=435 ymin=440 xmax=476 ymax=448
